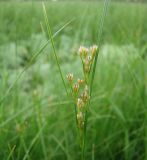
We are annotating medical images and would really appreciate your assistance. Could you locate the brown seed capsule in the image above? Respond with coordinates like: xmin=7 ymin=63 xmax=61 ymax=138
xmin=73 ymin=83 xmax=79 ymax=93
xmin=77 ymin=112 xmax=84 ymax=129
xmin=82 ymin=90 xmax=90 ymax=102
xmin=77 ymin=98 xmax=84 ymax=109
xmin=77 ymin=78 xmax=84 ymax=85
xmin=90 ymin=45 xmax=98 ymax=59
xmin=79 ymin=46 xmax=88 ymax=58
xmin=66 ymin=73 xmax=73 ymax=82
xmin=77 ymin=112 xmax=83 ymax=121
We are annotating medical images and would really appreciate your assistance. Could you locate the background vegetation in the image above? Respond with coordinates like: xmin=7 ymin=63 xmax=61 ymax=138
xmin=0 ymin=1 xmax=146 ymax=160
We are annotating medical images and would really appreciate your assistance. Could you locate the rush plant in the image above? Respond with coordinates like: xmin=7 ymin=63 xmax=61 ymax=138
xmin=42 ymin=0 xmax=110 ymax=159
xmin=66 ymin=45 xmax=98 ymax=160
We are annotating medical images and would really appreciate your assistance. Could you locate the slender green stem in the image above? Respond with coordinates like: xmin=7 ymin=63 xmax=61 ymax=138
xmin=81 ymin=1 xmax=110 ymax=160
xmin=81 ymin=100 xmax=90 ymax=160
xmin=90 ymin=0 xmax=110 ymax=97
xmin=81 ymin=111 xmax=87 ymax=160
xmin=69 ymin=83 xmax=82 ymax=149
xmin=80 ymin=57 xmax=87 ymax=84
xmin=42 ymin=3 xmax=69 ymax=97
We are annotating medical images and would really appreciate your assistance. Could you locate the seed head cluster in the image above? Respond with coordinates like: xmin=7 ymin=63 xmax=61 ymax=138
xmin=66 ymin=45 xmax=98 ymax=131
xmin=79 ymin=45 xmax=98 ymax=79
xmin=66 ymin=73 xmax=73 ymax=82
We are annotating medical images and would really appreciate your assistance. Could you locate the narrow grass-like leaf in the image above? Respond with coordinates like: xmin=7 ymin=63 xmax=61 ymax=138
xmin=22 ymin=123 xmax=46 ymax=160
xmin=82 ymin=0 xmax=110 ymax=159
xmin=51 ymin=135 xmax=71 ymax=159
xmin=90 ymin=0 xmax=110 ymax=96
xmin=0 ymin=100 xmax=71 ymax=128
xmin=7 ymin=145 xmax=16 ymax=160
xmin=42 ymin=2 xmax=69 ymax=96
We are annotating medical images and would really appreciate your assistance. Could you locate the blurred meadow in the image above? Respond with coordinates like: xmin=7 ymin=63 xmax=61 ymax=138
xmin=0 ymin=0 xmax=147 ymax=160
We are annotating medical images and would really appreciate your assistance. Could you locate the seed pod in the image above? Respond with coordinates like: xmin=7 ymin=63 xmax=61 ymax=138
xmin=66 ymin=73 xmax=73 ymax=82
xmin=82 ymin=90 xmax=90 ymax=102
xmin=90 ymin=45 xmax=98 ymax=59
xmin=77 ymin=98 xmax=84 ymax=109
xmin=77 ymin=112 xmax=84 ymax=129
xmin=79 ymin=46 xmax=88 ymax=58
xmin=73 ymin=83 xmax=79 ymax=93
xmin=77 ymin=78 xmax=84 ymax=85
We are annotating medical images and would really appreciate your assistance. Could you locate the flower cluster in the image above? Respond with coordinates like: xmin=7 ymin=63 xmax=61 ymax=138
xmin=79 ymin=45 xmax=98 ymax=83
xmin=66 ymin=45 xmax=98 ymax=131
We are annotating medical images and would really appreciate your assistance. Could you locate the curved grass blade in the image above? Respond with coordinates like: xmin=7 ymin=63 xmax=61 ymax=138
xmin=82 ymin=0 xmax=111 ymax=159
xmin=90 ymin=0 xmax=111 ymax=96
xmin=22 ymin=123 xmax=46 ymax=160
xmin=42 ymin=2 xmax=70 ymax=97
xmin=7 ymin=145 xmax=16 ymax=160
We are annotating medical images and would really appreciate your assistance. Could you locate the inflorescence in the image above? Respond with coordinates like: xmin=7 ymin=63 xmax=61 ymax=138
xmin=66 ymin=45 xmax=98 ymax=134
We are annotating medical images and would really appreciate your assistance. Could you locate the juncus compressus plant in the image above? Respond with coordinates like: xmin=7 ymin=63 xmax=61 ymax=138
xmin=66 ymin=45 xmax=98 ymax=160
xmin=42 ymin=1 xmax=109 ymax=159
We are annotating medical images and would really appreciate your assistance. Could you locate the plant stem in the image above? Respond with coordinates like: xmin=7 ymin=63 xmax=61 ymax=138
xmin=81 ymin=103 xmax=89 ymax=160
xmin=90 ymin=0 xmax=110 ymax=96
xmin=42 ymin=2 xmax=69 ymax=97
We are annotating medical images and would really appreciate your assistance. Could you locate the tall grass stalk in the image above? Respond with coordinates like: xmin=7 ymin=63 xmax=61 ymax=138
xmin=22 ymin=123 xmax=46 ymax=160
xmin=90 ymin=0 xmax=110 ymax=94
xmin=42 ymin=2 xmax=69 ymax=97
xmin=82 ymin=0 xmax=110 ymax=159
xmin=65 ymin=0 xmax=110 ymax=159
xmin=7 ymin=145 xmax=16 ymax=160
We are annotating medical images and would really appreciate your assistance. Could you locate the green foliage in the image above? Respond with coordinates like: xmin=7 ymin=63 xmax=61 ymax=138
xmin=0 ymin=1 xmax=146 ymax=160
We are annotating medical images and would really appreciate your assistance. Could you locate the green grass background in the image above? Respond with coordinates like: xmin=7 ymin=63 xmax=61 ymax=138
xmin=0 ymin=1 xmax=147 ymax=160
